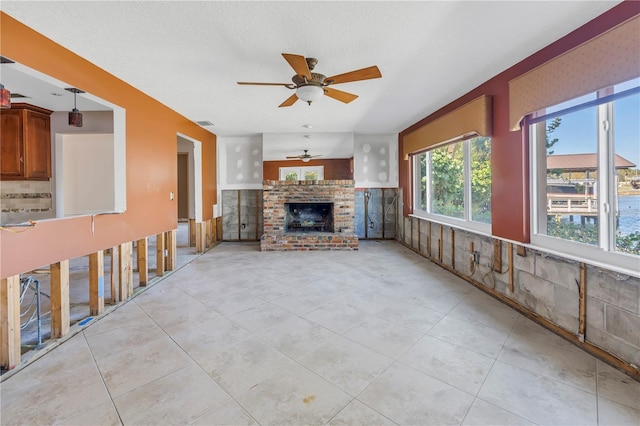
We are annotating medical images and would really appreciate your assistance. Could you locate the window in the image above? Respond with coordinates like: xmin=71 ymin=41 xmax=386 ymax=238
xmin=530 ymin=77 xmax=640 ymax=271
xmin=279 ymin=166 xmax=324 ymax=181
xmin=414 ymin=136 xmax=491 ymax=232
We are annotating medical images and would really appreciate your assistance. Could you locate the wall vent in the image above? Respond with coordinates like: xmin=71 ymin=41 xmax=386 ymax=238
xmin=196 ymin=120 xmax=214 ymax=126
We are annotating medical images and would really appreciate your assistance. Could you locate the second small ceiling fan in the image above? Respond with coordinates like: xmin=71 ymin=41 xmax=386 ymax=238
xmin=238 ymin=53 xmax=382 ymax=107
xmin=286 ymin=149 xmax=321 ymax=162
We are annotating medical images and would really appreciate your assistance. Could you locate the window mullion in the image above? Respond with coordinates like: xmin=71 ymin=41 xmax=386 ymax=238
xmin=464 ymin=140 xmax=472 ymax=221
xmin=597 ymin=102 xmax=615 ymax=251
xmin=426 ymin=152 xmax=432 ymax=214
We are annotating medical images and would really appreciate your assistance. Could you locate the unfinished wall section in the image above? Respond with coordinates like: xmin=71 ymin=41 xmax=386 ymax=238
xmin=402 ymin=215 xmax=640 ymax=377
xmin=221 ymin=189 xmax=263 ymax=241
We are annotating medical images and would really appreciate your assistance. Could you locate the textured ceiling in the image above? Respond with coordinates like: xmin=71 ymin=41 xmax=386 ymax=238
xmin=0 ymin=1 xmax=620 ymax=139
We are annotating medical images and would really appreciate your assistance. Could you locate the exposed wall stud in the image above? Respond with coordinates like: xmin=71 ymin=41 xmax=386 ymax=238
xmin=469 ymin=242 xmax=475 ymax=272
xmin=50 ymin=260 xmax=70 ymax=338
xmin=156 ymin=233 xmax=165 ymax=277
xmin=0 ymin=275 xmax=21 ymax=369
xmin=137 ymin=238 xmax=148 ymax=286
xmin=493 ymin=239 xmax=502 ymax=272
xmin=517 ymin=245 xmax=526 ymax=257
xmin=579 ymin=262 xmax=587 ymax=341
xmin=189 ymin=218 xmax=196 ymax=247
xmin=89 ymin=251 xmax=104 ymax=316
xmin=508 ymin=242 xmax=514 ymax=293
xmin=438 ymin=224 xmax=443 ymax=262
xmin=165 ymin=229 xmax=177 ymax=271
xmin=110 ymin=247 xmax=118 ymax=303
xmin=450 ymin=228 xmax=455 ymax=270
xmin=119 ymin=242 xmax=133 ymax=300
xmin=427 ymin=221 xmax=432 ymax=257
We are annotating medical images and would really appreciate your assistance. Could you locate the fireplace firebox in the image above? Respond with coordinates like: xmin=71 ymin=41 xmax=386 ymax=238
xmin=285 ymin=203 xmax=334 ymax=233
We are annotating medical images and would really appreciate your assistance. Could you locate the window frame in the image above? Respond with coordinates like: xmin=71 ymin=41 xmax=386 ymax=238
xmin=278 ymin=166 xmax=324 ymax=181
xmin=412 ymin=137 xmax=492 ymax=235
xmin=528 ymin=84 xmax=639 ymax=275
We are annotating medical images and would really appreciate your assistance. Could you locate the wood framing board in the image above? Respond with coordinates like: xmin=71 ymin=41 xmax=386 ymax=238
xmin=493 ymin=239 xmax=502 ymax=272
xmin=50 ymin=260 xmax=70 ymax=338
xmin=165 ymin=229 xmax=177 ymax=272
xmin=0 ymin=275 xmax=21 ymax=369
xmin=156 ymin=233 xmax=165 ymax=276
xmin=137 ymin=237 xmax=148 ymax=286
xmin=119 ymin=242 xmax=133 ymax=300
xmin=579 ymin=262 xmax=587 ymax=340
xmin=89 ymin=251 xmax=105 ymax=316
xmin=110 ymin=247 xmax=118 ymax=303
xmin=189 ymin=218 xmax=196 ymax=247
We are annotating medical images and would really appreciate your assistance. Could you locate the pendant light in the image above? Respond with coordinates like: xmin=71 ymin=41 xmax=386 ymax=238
xmin=66 ymin=87 xmax=84 ymax=127
xmin=0 ymin=56 xmax=14 ymax=109
xmin=0 ymin=83 xmax=10 ymax=109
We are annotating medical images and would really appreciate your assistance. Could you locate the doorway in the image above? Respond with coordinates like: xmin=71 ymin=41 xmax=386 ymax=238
xmin=177 ymin=153 xmax=189 ymax=221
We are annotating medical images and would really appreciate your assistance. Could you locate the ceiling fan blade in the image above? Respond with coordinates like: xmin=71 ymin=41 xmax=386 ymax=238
xmin=237 ymin=82 xmax=292 ymax=86
xmin=323 ymin=87 xmax=359 ymax=104
xmin=279 ymin=93 xmax=298 ymax=108
xmin=286 ymin=156 xmax=301 ymax=159
xmin=326 ymin=65 xmax=382 ymax=85
xmin=282 ymin=53 xmax=311 ymax=79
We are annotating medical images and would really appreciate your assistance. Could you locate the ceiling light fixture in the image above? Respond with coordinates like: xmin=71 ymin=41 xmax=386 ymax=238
xmin=66 ymin=87 xmax=85 ymax=127
xmin=295 ymin=85 xmax=323 ymax=105
xmin=301 ymin=157 xmax=311 ymax=163
xmin=0 ymin=83 xmax=10 ymax=109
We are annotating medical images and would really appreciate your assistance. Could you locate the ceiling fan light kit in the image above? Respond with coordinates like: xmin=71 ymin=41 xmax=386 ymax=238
xmin=286 ymin=149 xmax=321 ymax=162
xmin=238 ymin=53 xmax=381 ymax=107
xmin=296 ymin=85 xmax=324 ymax=105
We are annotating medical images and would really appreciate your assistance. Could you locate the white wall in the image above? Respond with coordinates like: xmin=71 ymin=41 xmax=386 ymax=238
xmin=218 ymin=135 xmax=263 ymax=190
xmin=354 ymin=134 xmax=398 ymax=188
xmin=56 ymin=133 xmax=116 ymax=216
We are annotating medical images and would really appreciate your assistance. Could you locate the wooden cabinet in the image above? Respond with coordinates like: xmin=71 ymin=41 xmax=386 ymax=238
xmin=1 ymin=103 xmax=52 ymax=180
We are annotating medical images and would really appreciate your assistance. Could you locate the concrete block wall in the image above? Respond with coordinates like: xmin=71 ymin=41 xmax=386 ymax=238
xmin=221 ymin=189 xmax=263 ymax=241
xmin=402 ymin=215 xmax=640 ymax=372
xmin=354 ymin=188 xmax=399 ymax=239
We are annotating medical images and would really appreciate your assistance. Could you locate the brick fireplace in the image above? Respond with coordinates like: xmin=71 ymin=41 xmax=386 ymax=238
xmin=261 ymin=180 xmax=358 ymax=251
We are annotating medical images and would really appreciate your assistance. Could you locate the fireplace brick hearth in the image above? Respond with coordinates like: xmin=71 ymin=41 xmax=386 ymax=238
xmin=261 ymin=180 xmax=358 ymax=251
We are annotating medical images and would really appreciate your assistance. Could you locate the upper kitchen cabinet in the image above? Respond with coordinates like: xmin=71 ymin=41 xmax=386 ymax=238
xmin=1 ymin=103 xmax=52 ymax=180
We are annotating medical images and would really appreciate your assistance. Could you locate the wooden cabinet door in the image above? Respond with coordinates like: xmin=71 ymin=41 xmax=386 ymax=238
xmin=0 ymin=110 xmax=24 ymax=179
xmin=24 ymin=110 xmax=51 ymax=179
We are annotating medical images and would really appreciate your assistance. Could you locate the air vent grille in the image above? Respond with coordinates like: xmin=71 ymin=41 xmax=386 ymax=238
xmin=196 ymin=121 xmax=214 ymax=126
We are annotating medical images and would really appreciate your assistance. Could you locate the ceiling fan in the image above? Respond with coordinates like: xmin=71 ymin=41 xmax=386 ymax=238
xmin=286 ymin=149 xmax=321 ymax=162
xmin=237 ymin=53 xmax=382 ymax=107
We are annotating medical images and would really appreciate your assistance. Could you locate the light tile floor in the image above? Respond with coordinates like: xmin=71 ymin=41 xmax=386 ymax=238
xmin=1 ymin=241 xmax=639 ymax=425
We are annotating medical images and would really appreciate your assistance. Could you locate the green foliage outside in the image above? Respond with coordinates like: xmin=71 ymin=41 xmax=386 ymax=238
xmin=285 ymin=172 xmax=298 ymax=181
xmin=431 ymin=142 xmax=464 ymax=218
xmin=547 ymin=219 xmax=640 ymax=255
xmin=471 ymin=137 xmax=492 ymax=223
xmin=420 ymin=137 xmax=491 ymax=222
xmin=305 ymin=171 xmax=319 ymax=181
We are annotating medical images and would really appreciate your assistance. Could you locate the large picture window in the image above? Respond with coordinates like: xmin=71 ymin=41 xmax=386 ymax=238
xmin=530 ymin=77 xmax=640 ymax=272
xmin=414 ymin=136 xmax=491 ymax=232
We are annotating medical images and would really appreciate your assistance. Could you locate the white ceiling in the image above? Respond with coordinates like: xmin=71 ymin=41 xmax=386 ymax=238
xmin=0 ymin=1 xmax=620 ymax=142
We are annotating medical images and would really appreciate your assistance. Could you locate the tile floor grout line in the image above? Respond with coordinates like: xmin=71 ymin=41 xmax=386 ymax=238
xmin=79 ymin=332 xmax=126 ymax=426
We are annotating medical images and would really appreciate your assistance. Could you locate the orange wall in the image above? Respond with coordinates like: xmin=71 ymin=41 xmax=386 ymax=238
xmin=0 ymin=13 xmax=217 ymax=278
xmin=398 ymin=2 xmax=640 ymax=243
xmin=263 ymin=158 xmax=353 ymax=180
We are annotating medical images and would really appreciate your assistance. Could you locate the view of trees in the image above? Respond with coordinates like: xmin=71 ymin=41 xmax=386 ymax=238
xmin=419 ymin=136 xmax=491 ymax=223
